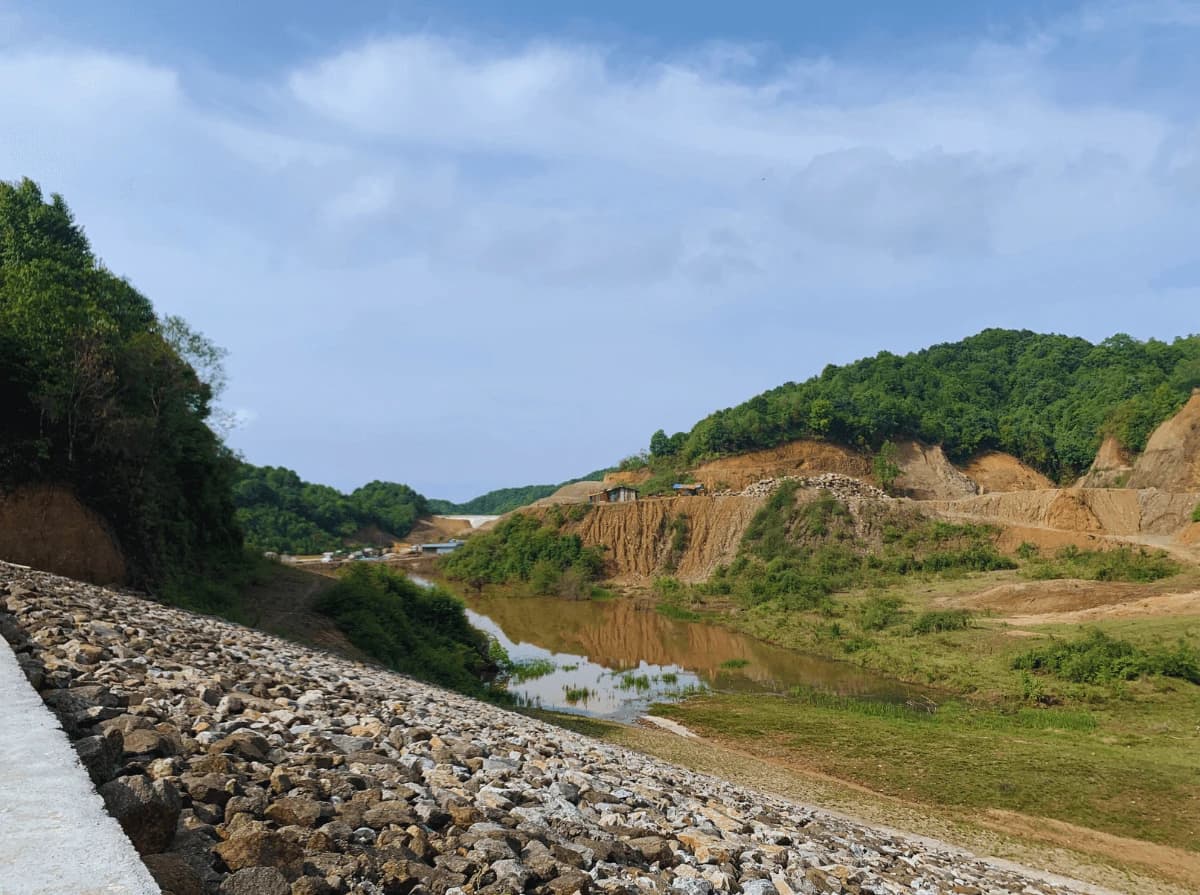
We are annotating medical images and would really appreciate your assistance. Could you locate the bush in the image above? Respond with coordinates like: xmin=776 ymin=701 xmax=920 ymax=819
xmin=911 ymin=610 xmax=972 ymax=634
xmin=1193 ymin=502 xmax=1200 ymax=523
xmin=315 ymin=564 xmax=492 ymax=694
xmin=1013 ymin=630 xmax=1200 ymax=685
xmin=440 ymin=513 xmax=605 ymax=588
xmin=1024 ymin=546 xmax=1179 ymax=583
xmin=857 ymin=596 xmax=902 ymax=631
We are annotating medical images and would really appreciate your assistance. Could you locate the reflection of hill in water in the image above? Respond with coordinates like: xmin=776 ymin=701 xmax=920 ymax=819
xmin=465 ymin=595 xmax=912 ymax=699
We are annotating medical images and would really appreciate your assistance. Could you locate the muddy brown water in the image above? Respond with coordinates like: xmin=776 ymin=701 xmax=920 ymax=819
xmin=450 ymin=588 xmax=921 ymax=720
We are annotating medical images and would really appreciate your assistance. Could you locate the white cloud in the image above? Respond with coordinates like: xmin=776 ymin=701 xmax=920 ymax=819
xmin=1 ymin=4 xmax=1197 ymax=495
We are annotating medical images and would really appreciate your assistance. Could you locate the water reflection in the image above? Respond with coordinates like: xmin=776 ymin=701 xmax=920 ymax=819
xmin=459 ymin=590 xmax=918 ymax=721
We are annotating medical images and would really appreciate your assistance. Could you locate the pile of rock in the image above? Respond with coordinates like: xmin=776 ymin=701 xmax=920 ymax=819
xmin=1 ymin=562 xmax=1091 ymax=895
xmin=713 ymin=475 xmax=889 ymax=503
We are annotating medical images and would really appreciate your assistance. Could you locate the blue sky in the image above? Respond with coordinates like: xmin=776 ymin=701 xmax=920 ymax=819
xmin=2 ymin=2 xmax=1198 ymax=500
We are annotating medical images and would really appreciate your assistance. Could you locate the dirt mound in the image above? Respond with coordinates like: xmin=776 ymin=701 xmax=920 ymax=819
xmin=1177 ymin=523 xmax=1200 ymax=547
xmin=962 ymin=452 xmax=1053 ymax=493
xmin=1127 ymin=391 xmax=1200 ymax=491
xmin=404 ymin=516 xmax=473 ymax=543
xmin=892 ymin=441 xmax=979 ymax=500
xmin=944 ymin=579 xmax=1160 ymax=615
xmin=931 ymin=488 xmax=1200 ymax=537
xmin=530 ymin=481 xmax=606 ymax=506
xmin=533 ymin=495 xmax=764 ymax=583
xmin=690 ymin=441 xmax=871 ymax=492
xmin=0 ymin=485 xmax=125 ymax=584
xmin=1076 ymin=436 xmax=1135 ymax=488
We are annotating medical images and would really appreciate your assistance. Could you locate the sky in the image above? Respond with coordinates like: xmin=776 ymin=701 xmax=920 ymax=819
xmin=1 ymin=1 xmax=1198 ymax=501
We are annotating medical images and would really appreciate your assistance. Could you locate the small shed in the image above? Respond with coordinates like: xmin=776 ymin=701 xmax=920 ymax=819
xmin=588 ymin=485 xmax=639 ymax=505
xmin=672 ymin=483 xmax=705 ymax=495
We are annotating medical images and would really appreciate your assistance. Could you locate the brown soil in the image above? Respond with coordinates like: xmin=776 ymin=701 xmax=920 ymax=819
xmin=939 ymin=579 xmax=1171 ymax=616
xmin=0 ymin=485 xmax=126 ymax=584
xmin=1127 ymin=391 xmax=1200 ymax=491
xmin=1001 ymin=591 xmax=1200 ymax=625
xmin=930 ymin=488 xmax=1200 ymax=537
xmin=603 ymin=469 xmax=651 ymax=486
xmin=892 ymin=441 xmax=980 ymax=500
xmin=404 ymin=515 xmax=474 ymax=544
xmin=241 ymin=564 xmax=369 ymax=661
xmin=1076 ymin=436 xmax=1135 ymax=489
xmin=529 ymin=481 xmax=606 ymax=507
xmin=1179 ymin=522 xmax=1200 ymax=547
xmin=690 ymin=441 xmax=871 ymax=492
xmin=963 ymin=451 xmax=1054 ymax=493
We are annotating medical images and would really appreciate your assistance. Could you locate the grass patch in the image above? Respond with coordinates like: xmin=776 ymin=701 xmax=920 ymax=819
xmin=656 ymin=602 xmax=704 ymax=622
xmin=1023 ymin=545 xmax=1180 ymax=582
xmin=562 ymin=685 xmax=592 ymax=704
xmin=911 ymin=609 xmax=973 ymax=634
xmin=658 ymin=687 xmax=1200 ymax=851
xmin=720 ymin=657 xmax=751 ymax=669
xmin=1014 ymin=629 xmax=1200 ymax=684
xmin=506 ymin=657 xmax=556 ymax=683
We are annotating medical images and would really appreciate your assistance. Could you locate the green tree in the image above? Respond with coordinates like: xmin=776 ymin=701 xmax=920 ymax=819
xmin=872 ymin=440 xmax=901 ymax=494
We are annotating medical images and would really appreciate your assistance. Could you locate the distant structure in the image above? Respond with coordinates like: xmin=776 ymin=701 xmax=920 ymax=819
xmin=588 ymin=485 xmax=639 ymax=505
xmin=418 ymin=539 xmax=463 ymax=555
xmin=672 ymin=483 xmax=705 ymax=496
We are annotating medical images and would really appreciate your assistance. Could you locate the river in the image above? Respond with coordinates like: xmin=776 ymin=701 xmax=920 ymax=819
xmin=417 ymin=577 xmax=920 ymax=720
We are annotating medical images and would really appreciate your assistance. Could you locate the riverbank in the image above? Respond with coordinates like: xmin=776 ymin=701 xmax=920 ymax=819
xmin=435 ymin=567 xmax=1200 ymax=883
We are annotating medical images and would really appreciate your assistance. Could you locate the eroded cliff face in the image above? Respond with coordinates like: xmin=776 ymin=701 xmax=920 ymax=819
xmin=689 ymin=441 xmax=871 ymax=492
xmin=928 ymin=488 xmax=1200 ymax=537
xmin=1127 ymin=392 xmax=1200 ymax=491
xmin=0 ymin=485 xmax=126 ymax=584
xmin=540 ymin=496 xmax=765 ymax=583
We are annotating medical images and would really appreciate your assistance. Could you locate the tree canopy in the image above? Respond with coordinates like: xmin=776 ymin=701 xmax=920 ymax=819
xmin=233 ymin=464 xmax=430 ymax=554
xmin=0 ymin=178 xmax=243 ymax=595
xmin=662 ymin=329 xmax=1200 ymax=480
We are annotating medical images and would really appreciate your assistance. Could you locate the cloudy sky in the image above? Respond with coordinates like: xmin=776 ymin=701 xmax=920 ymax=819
xmin=1 ymin=2 xmax=1197 ymax=500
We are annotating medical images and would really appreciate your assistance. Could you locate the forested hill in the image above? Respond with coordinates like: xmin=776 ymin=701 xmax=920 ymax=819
xmin=654 ymin=330 xmax=1200 ymax=481
xmin=428 ymin=468 xmax=614 ymax=515
xmin=233 ymin=464 xmax=429 ymax=554
xmin=0 ymin=178 xmax=243 ymax=596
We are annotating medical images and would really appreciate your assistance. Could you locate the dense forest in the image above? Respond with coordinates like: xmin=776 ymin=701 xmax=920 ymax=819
xmin=652 ymin=330 xmax=1200 ymax=481
xmin=233 ymin=464 xmax=429 ymax=554
xmin=428 ymin=468 xmax=613 ymax=515
xmin=0 ymin=178 xmax=244 ymax=602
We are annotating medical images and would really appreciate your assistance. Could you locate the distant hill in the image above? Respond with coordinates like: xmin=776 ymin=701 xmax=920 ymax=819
xmin=655 ymin=330 xmax=1200 ymax=482
xmin=428 ymin=468 xmax=614 ymax=515
xmin=233 ymin=464 xmax=429 ymax=554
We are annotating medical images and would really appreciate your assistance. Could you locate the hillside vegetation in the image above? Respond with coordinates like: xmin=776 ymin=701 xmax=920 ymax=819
xmin=653 ymin=329 xmax=1200 ymax=481
xmin=234 ymin=463 xmax=429 ymax=554
xmin=0 ymin=178 xmax=243 ymax=601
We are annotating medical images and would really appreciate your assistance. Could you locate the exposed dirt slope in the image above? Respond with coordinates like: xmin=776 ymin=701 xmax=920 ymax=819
xmin=690 ymin=441 xmax=871 ymax=492
xmin=530 ymin=480 xmax=606 ymax=506
xmin=1076 ymin=436 xmax=1135 ymax=489
xmin=892 ymin=441 xmax=979 ymax=500
xmin=535 ymin=495 xmax=764 ymax=583
xmin=963 ymin=452 xmax=1053 ymax=493
xmin=1127 ymin=391 xmax=1200 ymax=491
xmin=929 ymin=488 xmax=1200 ymax=537
xmin=603 ymin=469 xmax=651 ymax=486
xmin=0 ymin=485 xmax=125 ymax=584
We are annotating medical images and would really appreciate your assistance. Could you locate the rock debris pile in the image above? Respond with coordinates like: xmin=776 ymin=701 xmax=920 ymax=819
xmin=1 ymin=562 xmax=1093 ymax=895
xmin=714 ymin=475 xmax=889 ymax=503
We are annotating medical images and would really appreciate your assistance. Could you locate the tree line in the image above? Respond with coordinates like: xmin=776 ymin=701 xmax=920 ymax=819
xmin=648 ymin=329 xmax=1200 ymax=481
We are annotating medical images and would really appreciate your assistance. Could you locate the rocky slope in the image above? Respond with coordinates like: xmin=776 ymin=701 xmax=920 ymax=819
xmin=0 ymin=562 xmax=1108 ymax=895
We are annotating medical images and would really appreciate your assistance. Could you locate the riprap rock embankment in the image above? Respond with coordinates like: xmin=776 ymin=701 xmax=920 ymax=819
xmin=0 ymin=562 xmax=1109 ymax=895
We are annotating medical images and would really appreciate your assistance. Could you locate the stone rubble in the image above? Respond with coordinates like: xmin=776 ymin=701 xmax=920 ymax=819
xmin=713 ymin=475 xmax=889 ymax=503
xmin=1 ymin=562 xmax=1102 ymax=895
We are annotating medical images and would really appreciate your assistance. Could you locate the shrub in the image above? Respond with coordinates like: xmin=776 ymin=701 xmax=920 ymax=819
xmin=1193 ymin=502 xmax=1200 ymax=523
xmin=857 ymin=596 xmax=902 ymax=631
xmin=1024 ymin=546 xmax=1179 ymax=583
xmin=911 ymin=610 xmax=972 ymax=634
xmin=1013 ymin=630 xmax=1200 ymax=685
xmin=315 ymin=564 xmax=492 ymax=694
xmin=1016 ymin=541 xmax=1040 ymax=560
